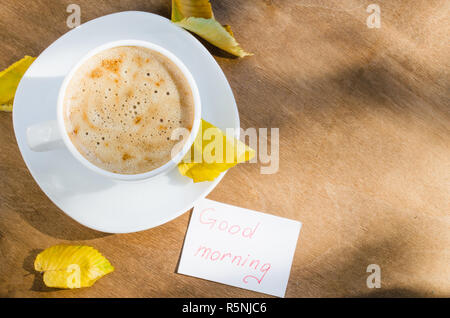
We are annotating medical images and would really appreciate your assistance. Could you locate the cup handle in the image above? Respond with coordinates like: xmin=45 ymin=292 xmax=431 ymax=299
xmin=26 ymin=120 xmax=64 ymax=151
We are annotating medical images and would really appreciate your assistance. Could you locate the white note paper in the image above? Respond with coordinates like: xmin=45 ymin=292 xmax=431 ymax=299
xmin=177 ymin=199 xmax=302 ymax=297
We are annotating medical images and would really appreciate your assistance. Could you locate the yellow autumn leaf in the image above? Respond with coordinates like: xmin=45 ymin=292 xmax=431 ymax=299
xmin=0 ymin=104 xmax=13 ymax=112
xmin=178 ymin=119 xmax=255 ymax=182
xmin=0 ymin=56 xmax=36 ymax=111
xmin=172 ymin=0 xmax=214 ymax=20
xmin=171 ymin=0 xmax=252 ymax=57
xmin=34 ymin=245 xmax=114 ymax=289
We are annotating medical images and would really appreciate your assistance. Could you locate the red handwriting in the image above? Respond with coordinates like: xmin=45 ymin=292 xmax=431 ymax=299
xmin=194 ymin=245 xmax=271 ymax=284
xmin=243 ymin=264 xmax=270 ymax=284
xmin=199 ymin=208 xmax=260 ymax=239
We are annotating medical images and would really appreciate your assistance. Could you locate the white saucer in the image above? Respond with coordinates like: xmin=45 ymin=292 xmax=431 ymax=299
xmin=13 ymin=11 xmax=239 ymax=233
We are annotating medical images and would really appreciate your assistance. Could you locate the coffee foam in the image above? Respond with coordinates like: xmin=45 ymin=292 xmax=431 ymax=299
xmin=63 ymin=46 xmax=195 ymax=174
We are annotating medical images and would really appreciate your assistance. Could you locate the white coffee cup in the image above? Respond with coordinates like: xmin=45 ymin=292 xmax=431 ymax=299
xmin=26 ymin=40 xmax=201 ymax=181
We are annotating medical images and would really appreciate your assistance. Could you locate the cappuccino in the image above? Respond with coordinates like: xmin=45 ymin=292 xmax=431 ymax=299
xmin=63 ymin=46 xmax=195 ymax=174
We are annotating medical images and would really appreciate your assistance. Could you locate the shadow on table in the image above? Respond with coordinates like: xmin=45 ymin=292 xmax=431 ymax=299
xmin=356 ymin=288 xmax=427 ymax=298
xmin=23 ymin=249 xmax=62 ymax=292
xmin=289 ymin=215 xmax=437 ymax=297
xmin=18 ymin=200 xmax=111 ymax=241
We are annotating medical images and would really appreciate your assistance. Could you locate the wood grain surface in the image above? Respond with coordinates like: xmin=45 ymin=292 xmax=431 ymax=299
xmin=0 ymin=0 xmax=449 ymax=297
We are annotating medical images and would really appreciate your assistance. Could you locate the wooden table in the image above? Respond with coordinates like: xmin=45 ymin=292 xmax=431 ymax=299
xmin=1 ymin=0 xmax=449 ymax=297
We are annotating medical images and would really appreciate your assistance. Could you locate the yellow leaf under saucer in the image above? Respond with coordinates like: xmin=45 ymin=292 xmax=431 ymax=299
xmin=172 ymin=0 xmax=213 ymax=21
xmin=178 ymin=119 xmax=255 ymax=183
xmin=171 ymin=0 xmax=252 ymax=57
xmin=0 ymin=104 xmax=13 ymax=112
xmin=34 ymin=245 xmax=114 ymax=289
xmin=0 ymin=56 xmax=36 ymax=111
xmin=175 ymin=18 xmax=252 ymax=58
